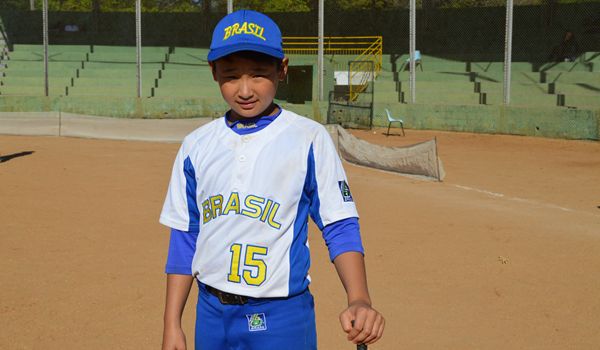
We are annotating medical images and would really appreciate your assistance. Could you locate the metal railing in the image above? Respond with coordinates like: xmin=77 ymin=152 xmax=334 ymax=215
xmin=283 ymin=36 xmax=381 ymax=55
xmin=283 ymin=36 xmax=382 ymax=102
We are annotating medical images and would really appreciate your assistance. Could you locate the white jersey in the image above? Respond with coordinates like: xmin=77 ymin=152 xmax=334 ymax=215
xmin=160 ymin=109 xmax=358 ymax=298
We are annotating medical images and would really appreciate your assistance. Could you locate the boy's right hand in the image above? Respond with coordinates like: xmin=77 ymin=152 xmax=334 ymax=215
xmin=162 ymin=326 xmax=187 ymax=350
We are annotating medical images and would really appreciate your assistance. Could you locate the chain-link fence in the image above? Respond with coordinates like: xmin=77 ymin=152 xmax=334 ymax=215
xmin=0 ymin=1 xmax=599 ymax=120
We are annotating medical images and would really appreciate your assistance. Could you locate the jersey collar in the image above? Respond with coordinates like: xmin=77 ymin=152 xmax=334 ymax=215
xmin=224 ymin=105 xmax=283 ymax=135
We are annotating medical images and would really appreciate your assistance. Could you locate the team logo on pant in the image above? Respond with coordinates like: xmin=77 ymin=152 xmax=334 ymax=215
xmin=246 ymin=313 xmax=267 ymax=332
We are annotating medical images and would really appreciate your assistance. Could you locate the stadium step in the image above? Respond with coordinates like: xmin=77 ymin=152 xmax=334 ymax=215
xmin=394 ymin=71 xmax=474 ymax=83
xmin=0 ymin=85 xmax=65 ymax=96
xmin=484 ymin=91 xmax=559 ymax=107
xmin=565 ymin=94 xmax=600 ymax=108
xmin=543 ymin=71 xmax=600 ymax=84
xmin=553 ymin=83 xmax=600 ymax=95
xmin=539 ymin=61 xmax=592 ymax=73
xmin=399 ymin=91 xmax=481 ymax=105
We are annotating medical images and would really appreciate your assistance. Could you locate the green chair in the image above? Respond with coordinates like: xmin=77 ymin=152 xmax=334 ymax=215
xmin=385 ymin=108 xmax=405 ymax=136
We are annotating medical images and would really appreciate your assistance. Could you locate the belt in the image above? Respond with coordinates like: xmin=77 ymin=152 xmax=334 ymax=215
xmin=206 ymin=285 xmax=249 ymax=305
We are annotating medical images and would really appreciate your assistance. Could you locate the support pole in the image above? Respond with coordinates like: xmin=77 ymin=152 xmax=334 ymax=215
xmin=409 ymin=0 xmax=416 ymax=104
xmin=317 ymin=0 xmax=324 ymax=101
xmin=503 ymin=0 xmax=514 ymax=105
xmin=30 ymin=0 xmax=35 ymax=11
xmin=42 ymin=0 xmax=49 ymax=97
xmin=135 ymin=0 xmax=142 ymax=98
xmin=228 ymin=0 xmax=233 ymax=14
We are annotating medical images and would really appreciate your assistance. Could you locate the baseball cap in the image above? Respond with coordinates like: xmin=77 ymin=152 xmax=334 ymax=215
xmin=207 ymin=10 xmax=284 ymax=62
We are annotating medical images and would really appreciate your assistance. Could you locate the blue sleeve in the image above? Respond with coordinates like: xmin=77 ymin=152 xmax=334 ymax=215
xmin=322 ymin=217 xmax=364 ymax=262
xmin=165 ymin=228 xmax=198 ymax=275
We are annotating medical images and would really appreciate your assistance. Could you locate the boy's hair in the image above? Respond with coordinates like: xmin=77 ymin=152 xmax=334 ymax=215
xmin=211 ymin=50 xmax=284 ymax=73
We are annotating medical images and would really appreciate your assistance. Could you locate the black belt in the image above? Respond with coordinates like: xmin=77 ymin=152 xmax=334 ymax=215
xmin=206 ymin=285 xmax=249 ymax=305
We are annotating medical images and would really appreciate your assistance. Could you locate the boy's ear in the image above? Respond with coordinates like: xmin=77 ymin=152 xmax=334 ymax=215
xmin=278 ymin=57 xmax=289 ymax=81
xmin=209 ymin=61 xmax=217 ymax=81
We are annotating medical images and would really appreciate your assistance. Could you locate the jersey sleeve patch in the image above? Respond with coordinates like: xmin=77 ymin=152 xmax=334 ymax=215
xmin=338 ymin=180 xmax=354 ymax=202
xmin=310 ymin=125 xmax=359 ymax=227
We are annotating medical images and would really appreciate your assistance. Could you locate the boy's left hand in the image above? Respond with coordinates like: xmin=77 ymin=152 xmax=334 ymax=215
xmin=340 ymin=300 xmax=385 ymax=345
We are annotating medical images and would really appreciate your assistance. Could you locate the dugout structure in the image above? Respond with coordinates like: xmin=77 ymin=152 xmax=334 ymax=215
xmin=327 ymin=60 xmax=374 ymax=130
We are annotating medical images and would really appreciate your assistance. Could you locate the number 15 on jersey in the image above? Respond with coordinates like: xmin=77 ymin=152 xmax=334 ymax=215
xmin=227 ymin=243 xmax=268 ymax=286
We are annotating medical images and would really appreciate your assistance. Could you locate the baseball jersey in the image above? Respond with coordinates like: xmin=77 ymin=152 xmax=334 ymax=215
xmin=160 ymin=108 xmax=359 ymax=298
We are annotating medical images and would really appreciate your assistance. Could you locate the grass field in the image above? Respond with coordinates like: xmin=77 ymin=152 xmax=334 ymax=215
xmin=1 ymin=128 xmax=599 ymax=349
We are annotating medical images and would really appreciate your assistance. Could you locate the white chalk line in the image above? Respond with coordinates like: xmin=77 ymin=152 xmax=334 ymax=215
xmin=452 ymin=184 xmax=585 ymax=214
xmin=343 ymin=161 xmax=597 ymax=217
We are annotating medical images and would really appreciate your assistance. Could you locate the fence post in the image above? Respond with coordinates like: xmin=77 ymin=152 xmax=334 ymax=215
xmin=135 ymin=0 xmax=142 ymax=99
xmin=503 ymin=0 xmax=514 ymax=105
xmin=318 ymin=0 xmax=324 ymax=101
xmin=42 ymin=0 xmax=49 ymax=97
xmin=409 ymin=0 xmax=416 ymax=104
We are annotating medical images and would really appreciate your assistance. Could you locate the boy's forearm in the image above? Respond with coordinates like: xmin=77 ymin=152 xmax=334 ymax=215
xmin=333 ymin=251 xmax=372 ymax=306
xmin=335 ymin=252 xmax=385 ymax=345
xmin=164 ymin=274 xmax=194 ymax=328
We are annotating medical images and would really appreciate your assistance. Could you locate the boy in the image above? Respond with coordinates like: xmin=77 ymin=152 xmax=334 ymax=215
xmin=160 ymin=10 xmax=384 ymax=350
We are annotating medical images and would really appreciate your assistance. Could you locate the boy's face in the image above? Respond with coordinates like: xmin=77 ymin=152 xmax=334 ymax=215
xmin=211 ymin=53 xmax=288 ymax=120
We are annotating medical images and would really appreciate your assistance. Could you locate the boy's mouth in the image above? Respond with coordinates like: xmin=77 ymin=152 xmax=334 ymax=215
xmin=237 ymin=100 xmax=258 ymax=110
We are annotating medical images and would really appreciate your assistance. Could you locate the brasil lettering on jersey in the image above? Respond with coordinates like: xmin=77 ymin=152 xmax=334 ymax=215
xmin=223 ymin=22 xmax=267 ymax=41
xmin=202 ymin=192 xmax=282 ymax=229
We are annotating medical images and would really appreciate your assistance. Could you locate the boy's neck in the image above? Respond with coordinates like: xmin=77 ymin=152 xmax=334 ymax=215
xmin=228 ymin=103 xmax=279 ymax=122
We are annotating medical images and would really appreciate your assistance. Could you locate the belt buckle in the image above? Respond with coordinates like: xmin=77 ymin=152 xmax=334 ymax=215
xmin=213 ymin=287 xmax=247 ymax=305
xmin=221 ymin=292 xmax=247 ymax=305
xmin=231 ymin=294 xmax=247 ymax=305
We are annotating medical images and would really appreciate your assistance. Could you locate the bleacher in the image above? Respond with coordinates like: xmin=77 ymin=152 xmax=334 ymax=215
xmin=0 ymin=45 xmax=220 ymax=99
xmin=152 ymin=47 xmax=216 ymax=98
xmin=0 ymin=44 xmax=599 ymax=111
xmin=375 ymin=53 xmax=600 ymax=110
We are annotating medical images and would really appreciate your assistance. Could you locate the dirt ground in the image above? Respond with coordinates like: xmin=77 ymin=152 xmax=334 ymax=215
xmin=1 ymin=128 xmax=600 ymax=349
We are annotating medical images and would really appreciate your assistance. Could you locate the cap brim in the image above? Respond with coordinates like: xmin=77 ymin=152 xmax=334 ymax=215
xmin=208 ymin=43 xmax=284 ymax=62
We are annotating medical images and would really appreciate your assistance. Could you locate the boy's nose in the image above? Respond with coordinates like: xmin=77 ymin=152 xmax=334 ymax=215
xmin=238 ymin=77 xmax=253 ymax=100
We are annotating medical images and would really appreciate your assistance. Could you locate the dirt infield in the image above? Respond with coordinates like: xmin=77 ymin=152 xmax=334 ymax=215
xmin=1 ymin=129 xmax=599 ymax=349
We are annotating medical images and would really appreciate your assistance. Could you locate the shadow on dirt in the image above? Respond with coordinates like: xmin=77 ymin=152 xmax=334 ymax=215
xmin=0 ymin=151 xmax=35 ymax=163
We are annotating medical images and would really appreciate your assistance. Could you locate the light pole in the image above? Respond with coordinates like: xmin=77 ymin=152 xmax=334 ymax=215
xmin=136 ymin=0 xmax=142 ymax=98
xmin=409 ymin=0 xmax=416 ymax=103
xmin=317 ymin=0 xmax=324 ymax=101
xmin=42 ymin=0 xmax=48 ymax=97
xmin=503 ymin=0 xmax=514 ymax=105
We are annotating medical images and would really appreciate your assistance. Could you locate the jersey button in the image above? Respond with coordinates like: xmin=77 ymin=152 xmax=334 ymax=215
xmin=242 ymin=136 xmax=250 ymax=143
xmin=239 ymin=155 xmax=246 ymax=162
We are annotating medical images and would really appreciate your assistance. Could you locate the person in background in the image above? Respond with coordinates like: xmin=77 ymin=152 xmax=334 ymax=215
xmin=548 ymin=30 xmax=580 ymax=62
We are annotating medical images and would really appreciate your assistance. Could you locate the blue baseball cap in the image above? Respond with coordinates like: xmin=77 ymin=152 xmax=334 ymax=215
xmin=207 ymin=10 xmax=284 ymax=62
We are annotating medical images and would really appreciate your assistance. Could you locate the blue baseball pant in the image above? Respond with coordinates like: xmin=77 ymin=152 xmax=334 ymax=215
xmin=195 ymin=283 xmax=317 ymax=350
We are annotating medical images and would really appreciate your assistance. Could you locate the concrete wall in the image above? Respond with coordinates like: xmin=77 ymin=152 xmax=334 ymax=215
xmin=0 ymin=111 xmax=211 ymax=142
xmin=0 ymin=95 xmax=228 ymax=119
xmin=375 ymin=103 xmax=600 ymax=141
xmin=1 ymin=96 xmax=598 ymax=140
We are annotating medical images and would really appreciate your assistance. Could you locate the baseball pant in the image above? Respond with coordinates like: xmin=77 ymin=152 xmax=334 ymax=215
xmin=195 ymin=283 xmax=317 ymax=350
